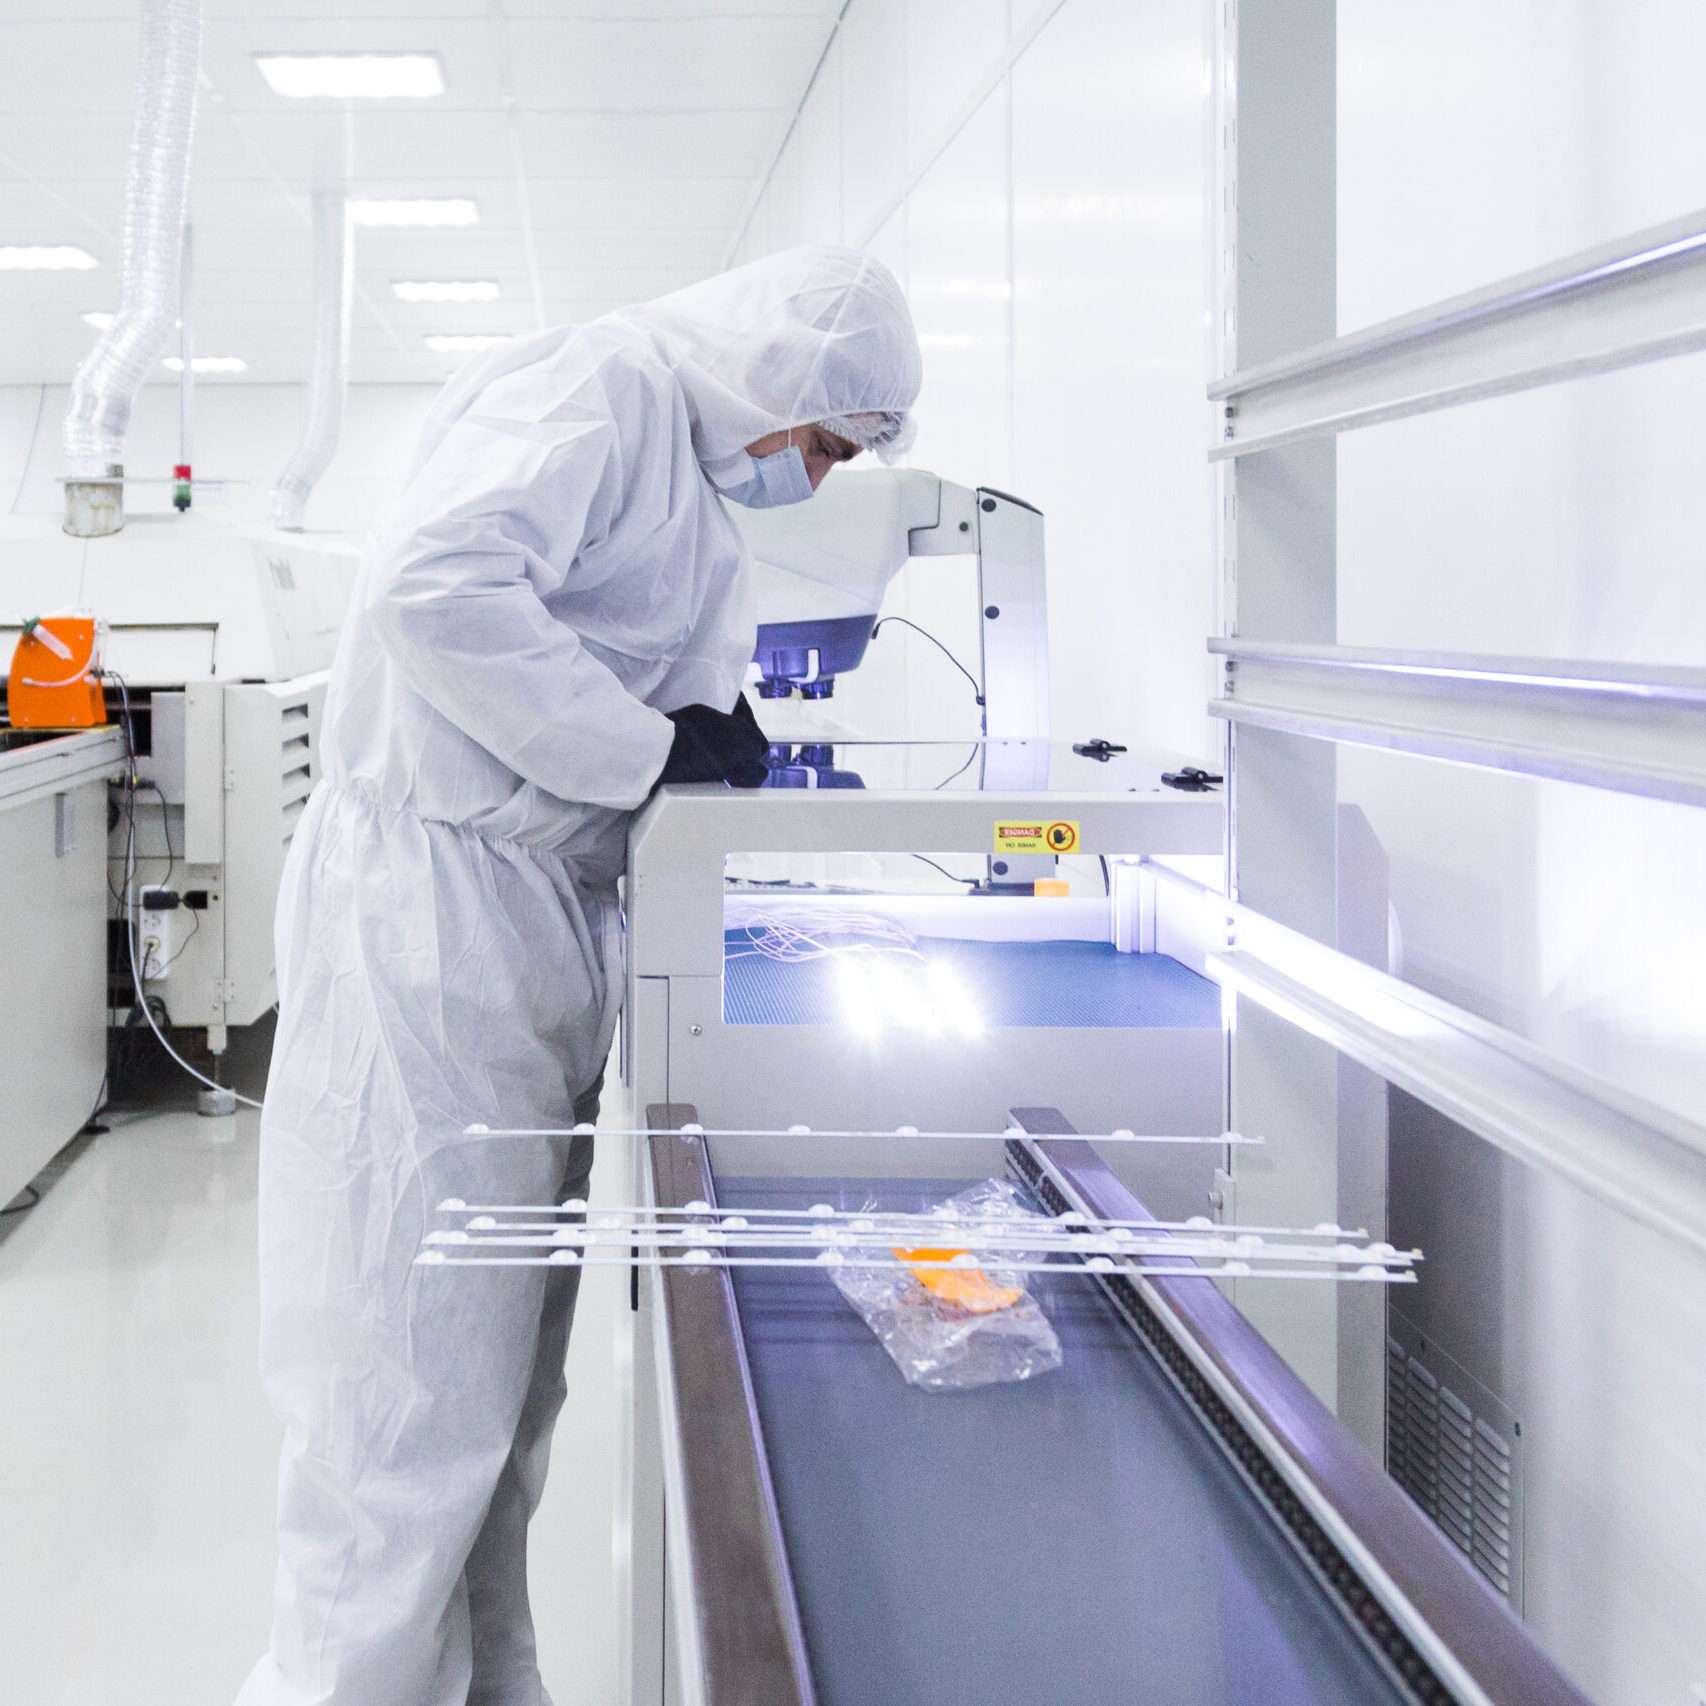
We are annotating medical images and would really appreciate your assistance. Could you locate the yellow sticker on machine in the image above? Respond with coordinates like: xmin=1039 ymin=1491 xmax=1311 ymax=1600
xmin=993 ymin=818 xmax=1081 ymax=855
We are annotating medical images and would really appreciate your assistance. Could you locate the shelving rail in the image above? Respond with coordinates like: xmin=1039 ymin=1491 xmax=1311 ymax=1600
xmin=1207 ymin=0 xmax=1706 ymax=1424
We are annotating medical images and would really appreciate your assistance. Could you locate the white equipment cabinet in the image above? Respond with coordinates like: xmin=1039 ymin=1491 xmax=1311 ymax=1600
xmin=0 ymin=512 xmax=358 ymax=1055
xmin=0 ymin=727 xmax=125 ymax=1205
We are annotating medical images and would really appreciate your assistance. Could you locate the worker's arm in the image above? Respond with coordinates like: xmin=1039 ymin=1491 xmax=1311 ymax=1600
xmin=368 ymin=399 xmax=675 ymax=812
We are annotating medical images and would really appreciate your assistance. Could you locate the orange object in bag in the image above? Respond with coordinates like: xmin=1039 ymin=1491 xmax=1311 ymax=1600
xmin=892 ymin=1247 xmax=1023 ymax=1314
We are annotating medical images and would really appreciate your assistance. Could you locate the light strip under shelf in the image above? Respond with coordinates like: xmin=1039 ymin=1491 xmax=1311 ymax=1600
xmin=1210 ymin=638 xmax=1706 ymax=807
xmin=1208 ymin=204 xmax=1706 ymax=459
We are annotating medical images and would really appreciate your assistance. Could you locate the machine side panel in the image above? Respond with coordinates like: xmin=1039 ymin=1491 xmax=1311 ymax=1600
xmin=182 ymin=679 xmax=225 ymax=867
xmin=644 ymin=1112 xmax=817 ymax=1706
xmin=975 ymin=492 xmax=1050 ymax=740
xmin=0 ymin=772 xmax=110 ymax=1204
xmin=626 ymin=978 xmax=671 ymax=1111
xmin=221 ymin=676 xmax=325 ymax=1026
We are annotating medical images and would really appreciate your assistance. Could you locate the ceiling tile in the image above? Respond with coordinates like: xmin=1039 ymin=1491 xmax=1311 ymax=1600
xmin=517 ymin=110 xmax=783 ymax=179
xmin=505 ymin=17 xmax=827 ymax=112
xmin=501 ymin=1 xmax=839 ymax=15
xmin=0 ymin=117 xmax=136 ymax=186
xmin=0 ymin=22 xmax=142 ymax=116
xmin=524 ymin=177 xmax=751 ymax=229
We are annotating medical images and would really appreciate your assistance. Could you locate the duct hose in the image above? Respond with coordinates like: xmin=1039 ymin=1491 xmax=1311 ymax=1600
xmin=270 ymin=191 xmax=351 ymax=532
xmin=62 ymin=0 xmax=202 ymax=535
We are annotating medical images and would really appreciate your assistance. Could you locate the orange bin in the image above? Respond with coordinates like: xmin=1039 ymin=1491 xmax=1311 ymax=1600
xmin=7 ymin=615 xmax=106 ymax=730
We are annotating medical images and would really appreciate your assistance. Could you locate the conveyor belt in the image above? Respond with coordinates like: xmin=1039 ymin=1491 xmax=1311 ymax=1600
xmin=722 ymin=1174 xmax=1408 ymax=1706
xmin=722 ymin=938 xmax=1221 ymax=1029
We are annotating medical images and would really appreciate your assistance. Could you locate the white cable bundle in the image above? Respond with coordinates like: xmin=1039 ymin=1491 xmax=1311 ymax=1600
xmin=726 ymin=903 xmax=921 ymax=964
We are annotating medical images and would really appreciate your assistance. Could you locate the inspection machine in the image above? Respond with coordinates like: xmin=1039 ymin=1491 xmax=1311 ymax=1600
xmin=601 ymin=469 xmax=1587 ymax=1704
xmin=620 ymin=748 xmax=1519 ymax=1704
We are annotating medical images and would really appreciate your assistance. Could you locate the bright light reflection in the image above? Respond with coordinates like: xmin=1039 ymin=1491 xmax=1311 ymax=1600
xmin=926 ymin=960 xmax=984 ymax=1038
xmin=835 ymin=956 xmax=883 ymax=1041
xmin=836 ymin=954 xmax=983 ymax=1042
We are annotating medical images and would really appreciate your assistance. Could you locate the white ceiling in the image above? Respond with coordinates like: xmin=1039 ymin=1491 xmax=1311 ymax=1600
xmin=0 ymin=1 xmax=840 ymax=385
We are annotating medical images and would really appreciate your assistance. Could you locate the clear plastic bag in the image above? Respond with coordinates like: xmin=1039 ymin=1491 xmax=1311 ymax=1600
xmin=831 ymin=1178 xmax=1063 ymax=1392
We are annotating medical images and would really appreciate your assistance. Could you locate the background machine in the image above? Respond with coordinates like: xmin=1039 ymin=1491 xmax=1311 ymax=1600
xmin=0 ymin=512 xmax=357 ymax=1112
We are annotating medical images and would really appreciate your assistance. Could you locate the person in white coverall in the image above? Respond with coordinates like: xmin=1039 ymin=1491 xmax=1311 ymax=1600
xmin=236 ymin=245 xmax=922 ymax=1706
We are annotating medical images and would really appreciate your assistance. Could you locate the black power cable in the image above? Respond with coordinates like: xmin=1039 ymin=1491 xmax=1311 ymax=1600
xmin=912 ymin=855 xmax=978 ymax=888
xmin=871 ymin=617 xmax=985 ymax=707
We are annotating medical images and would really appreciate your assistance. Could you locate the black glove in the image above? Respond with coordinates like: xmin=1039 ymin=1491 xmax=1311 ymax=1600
xmin=657 ymin=695 xmax=771 ymax=788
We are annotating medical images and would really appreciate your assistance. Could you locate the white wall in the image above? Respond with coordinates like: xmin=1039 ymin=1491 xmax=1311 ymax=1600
xmin=735 ymin=0 xmax=1217 ymax=763
xmin=1337 ymin=4 xmax=1706 ymax=1702
xmin=1 ymin=380 xmax=436 ymax=538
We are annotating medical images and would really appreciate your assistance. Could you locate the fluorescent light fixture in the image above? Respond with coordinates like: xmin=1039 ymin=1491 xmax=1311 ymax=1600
xmin=255 ymin=52 xmax=444 ymax=100
xmin=90 ymin=311 xmax=187 ymax=332
xmin=0 ymin=245 xmax=97 ymax=270
xmin=350 ymin=197 xmax=479 ymax=229
xmin=393 ymin=280 xmax=499 ymax=304
xmin=425 ymin=333 xmax=511 ymax=353
xmin=163 ymin=355 xmax=248 ymax=375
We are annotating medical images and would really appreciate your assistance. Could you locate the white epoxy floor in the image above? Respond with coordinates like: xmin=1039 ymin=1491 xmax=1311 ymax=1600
xmin=0 ymin=1039 xmax=628 ymax=1706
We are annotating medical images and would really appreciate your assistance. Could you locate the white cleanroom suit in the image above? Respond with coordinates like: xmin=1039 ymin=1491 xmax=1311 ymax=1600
xmin=236 ymin=246 xmax=921 ymax=1706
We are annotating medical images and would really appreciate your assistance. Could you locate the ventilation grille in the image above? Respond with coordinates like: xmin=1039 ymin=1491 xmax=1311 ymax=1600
xmin=278 ymin=696 xmax=315 ymax=849
xmin=1386 ymin=1314 xmax=1522 ymax=1609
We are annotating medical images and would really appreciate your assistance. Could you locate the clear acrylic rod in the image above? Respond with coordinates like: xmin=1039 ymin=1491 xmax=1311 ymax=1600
xmin=416 ymin=1250 xmax=1415 ymax=1283
xmin=425 ymin=1227 xmax=1415 ymax=1269
xmin=463 ymin=1122 xmax=1259 ymax=1146
xmin=437 ymin=1199 xmax=1371 ymax=1241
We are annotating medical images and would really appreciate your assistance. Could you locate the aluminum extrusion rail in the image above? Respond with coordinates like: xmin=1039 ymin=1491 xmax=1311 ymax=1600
xmin=1208 ymin=204 xmax=1706 ymax=458
xmin=1140 ymin=859 xmax=1706 ymax=1258
xmin=644 ymin=1102 xmax=816 ymax=1706
xmin=1209 ymin=638 xmax=1706 ymax=808
xmin=1005 ymin=1108 xmax=1592 ymax=1706
xmin=0 ymin=725 xmax=127 ymax=811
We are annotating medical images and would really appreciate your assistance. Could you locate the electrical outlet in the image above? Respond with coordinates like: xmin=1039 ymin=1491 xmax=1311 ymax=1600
xmin=138 ymin=888 xmax=180 ymax=980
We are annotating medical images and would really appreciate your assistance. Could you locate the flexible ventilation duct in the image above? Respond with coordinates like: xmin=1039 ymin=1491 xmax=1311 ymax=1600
xmin=270 ymin=191 xmax=352 ymax=531
xmin=62 ymin=0 xmax=202 ymax=536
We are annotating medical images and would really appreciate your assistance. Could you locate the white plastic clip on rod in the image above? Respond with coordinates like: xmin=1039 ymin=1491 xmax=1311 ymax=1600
xmin=437 ymin=1198 xmax=1372 ymax=1241
xmin=419 ymin=1204 xmax=1420 ymax=1283
xmin=418 ymin=1251 xmax=1414 ymax=1283
xmin=461 ymin=1122 xmax=1260 ymax=1146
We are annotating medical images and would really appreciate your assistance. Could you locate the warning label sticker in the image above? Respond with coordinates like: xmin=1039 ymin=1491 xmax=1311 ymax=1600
xmin=993 ymin=819 xmax=1082 ymax=855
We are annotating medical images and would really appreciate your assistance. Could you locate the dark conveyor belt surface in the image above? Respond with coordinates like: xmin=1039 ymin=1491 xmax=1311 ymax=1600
xmin=724 ymin=1176 xmax=1408 ymax=1706
xmin=723 ymin=937 xmax=1222 ymax=1028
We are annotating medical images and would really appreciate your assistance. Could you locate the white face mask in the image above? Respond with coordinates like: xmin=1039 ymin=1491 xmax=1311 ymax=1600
xmin=718 ymin=442 xmax=815 ymax=509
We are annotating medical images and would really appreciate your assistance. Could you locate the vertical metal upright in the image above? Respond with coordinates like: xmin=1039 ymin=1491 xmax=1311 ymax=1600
xmin=1213 ymin=0 xmax=1387 ymax=1445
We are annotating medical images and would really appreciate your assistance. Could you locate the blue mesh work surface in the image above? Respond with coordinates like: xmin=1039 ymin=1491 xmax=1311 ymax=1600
xmin=722 ymin=934 xmax=1220 ymax=1028
xmin=724 ymin=1175 xmax=1407 ymax=1706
